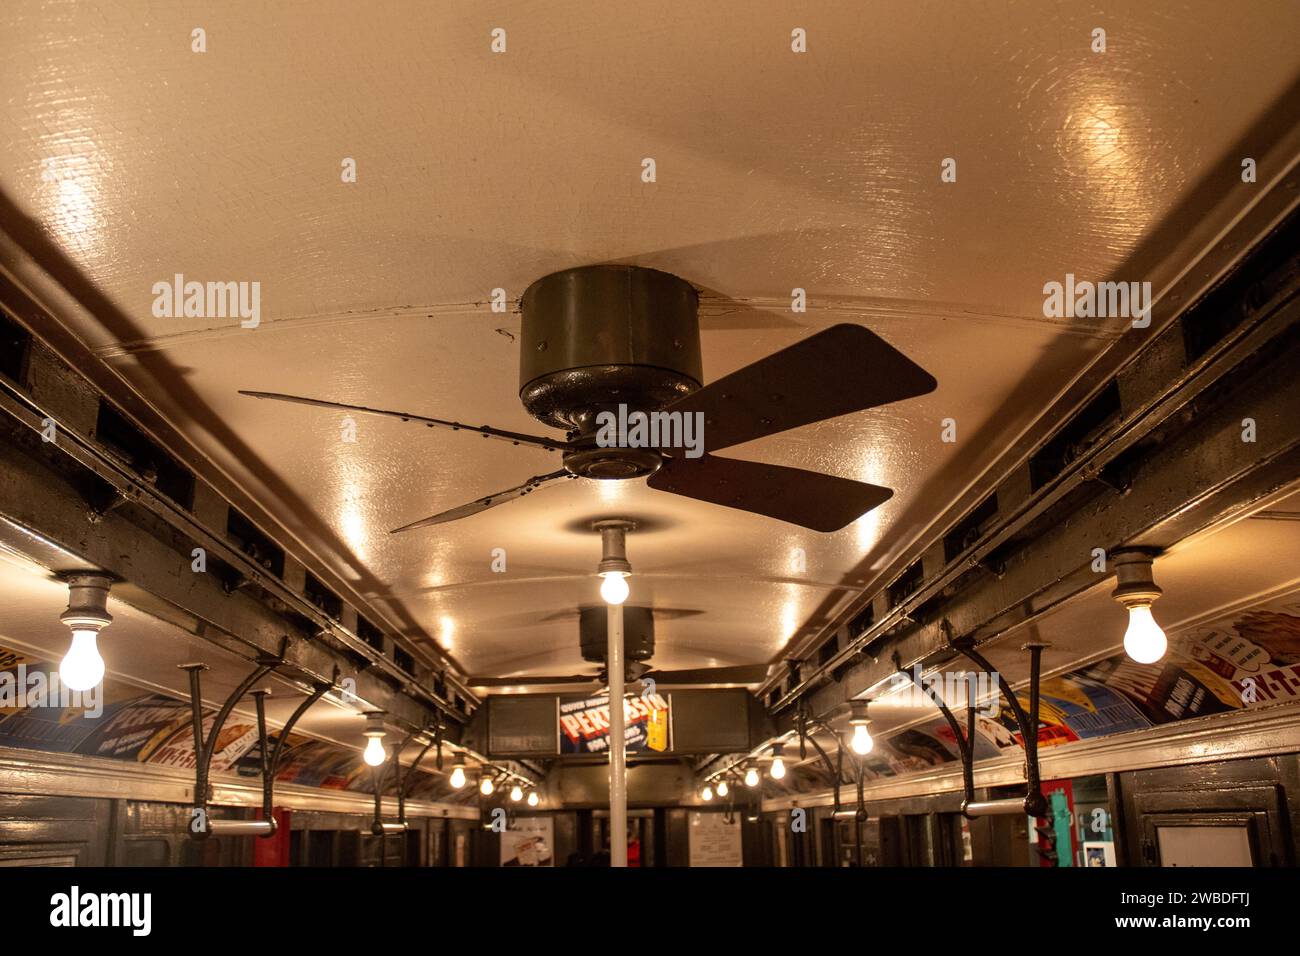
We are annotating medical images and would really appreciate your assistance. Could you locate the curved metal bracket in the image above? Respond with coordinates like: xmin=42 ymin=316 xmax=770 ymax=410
xmin=896 ymin=659 xmax=977 ymax=815
xmin=371 ymin=721 xmax=442 ymax=835
xmin=799 ymin=713 xmax=867 ymax=859
xmin=943 ymin=622 xmax=1049 ymax=818
xmin=396 ymin=722 xmax=442 ymax=825
xmin=181 ymin=642 xmax=334 ymax=840
xmin=370 ymin=765 xmax=409 ymax=837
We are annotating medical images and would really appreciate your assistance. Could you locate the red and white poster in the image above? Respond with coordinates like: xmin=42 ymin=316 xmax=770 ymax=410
xmin=558 ymin=692 xmax=670 ymax=755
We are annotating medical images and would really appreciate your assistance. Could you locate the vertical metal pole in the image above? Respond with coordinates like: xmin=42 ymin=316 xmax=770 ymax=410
xmin=607 ymin=601 xmax=627 ymax=867
xmin=182 ymin=664 xmax=208 ymax=837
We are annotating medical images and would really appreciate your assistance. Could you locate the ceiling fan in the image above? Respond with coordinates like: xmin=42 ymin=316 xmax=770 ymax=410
xmin=465 ymin=663 xmax=769 ymax=689
xmin=465 ymin=606 xmax=771 ymax=688
xmin=241 ymin=265 xmax=936 ymax=533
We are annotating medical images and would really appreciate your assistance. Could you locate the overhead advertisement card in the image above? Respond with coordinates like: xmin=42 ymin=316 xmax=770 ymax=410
xmin=558 ymin=692 xmax=670 ymax=755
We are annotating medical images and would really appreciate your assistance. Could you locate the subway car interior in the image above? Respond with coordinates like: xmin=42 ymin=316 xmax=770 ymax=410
xmin=1 ymin=1 xmax=1299 ymax=935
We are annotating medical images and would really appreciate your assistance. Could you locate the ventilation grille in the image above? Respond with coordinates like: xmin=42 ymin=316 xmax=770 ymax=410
xmin=943 ymin=492 xmax=999 ymax=563
xmin=356 ymin=615 xmax=385 ymax=652
xmin=225 ymin=508 xmax=285 ymax=578
xmin=94 ymin=401 xmax=195 ymax=510
xmin=0 ymin=307 xmax=31 ymax=386
xmin=1028 ymin=380 xmax=1121 ymax=491
xmin=303 ymin=571 xmax=342 ymax=621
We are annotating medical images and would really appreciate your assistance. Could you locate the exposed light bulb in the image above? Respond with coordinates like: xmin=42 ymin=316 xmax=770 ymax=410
xmin=770 ymin=755 xmax=786 ymax=780
xmin=850 ymin=723 xmax=874 ymax=755
xmin=599 ymin=572 xmax=629 ymax=605
xmin=58 ymin=575 xmax=111 ymax=692
xmin=449 ymin=765 xmax=467 ymax=789
xmin=510 ymin=784 xmax=523 ymax=802
xmin=59 ymin=629 xmax=104 ymax=691
xmin=527 ymin=791 xmax=539 ymax=807
xmin=363 ymin=735 xmax=387 ymax=767
xmin=716 ymin=780 xmax=729 ymax=797
xmin=480 ymin=776 xmax=494 ymax=796
xmin=1123 ymin=604 xmax=1168 ymax=664
xmin=701 ymin=785 xmax=714 ymax=801
xmin=744 ymin=767 xmax=759 ymax=788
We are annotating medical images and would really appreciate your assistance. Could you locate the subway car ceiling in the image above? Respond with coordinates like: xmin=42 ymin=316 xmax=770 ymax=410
xmin=0 ymin=1 xmax=1298 ymax=862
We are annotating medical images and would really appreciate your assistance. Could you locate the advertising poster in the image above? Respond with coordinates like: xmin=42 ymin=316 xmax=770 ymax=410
xmin=1 ymin=650 xmax=178 ymax=756
xmin=1024 ymin=673 xmax=1153 ymax=740
xmin=558 ymin=691 xmax=670 ymax=755
xmin=1084 ymin=841 xmax=1116 ymax=867
xmin=1183 ymin=601 xmax=1300 ymax=708
xmin=500 ymin=815 xmax=554 ymax=867
xmin=73 ymin=694 xmax=194 ymax=760
xmin=276 ymin=739 xmax=368 ymax=790
xmin=688 ymin=811 xmax=742 ymax=867
xmin=884 ymin=727 xmax=957 ymax=772
xmin=1078 ymin=656 xmax=1235 ymax=726
xmin=138 ymin=710 xmax=259 ymax=772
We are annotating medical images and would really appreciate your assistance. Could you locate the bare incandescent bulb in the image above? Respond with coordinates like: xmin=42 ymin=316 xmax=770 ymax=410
xmin=1112 ymin=550 xmax=1168 ymax=665
xmin=701 ymin=785 xmax=714 ymax=801
xmin=480 ymin=776 xmax=495 ymax=796
xmin=850 ymin=722 xmax=874 ymax=755
xmin=449 ymin=764 xmax=467 ymax=789
xmin=58 ymin=575 xmax=112 ymax=692
xmin=716 ymin=780 xmax=729 ymax=797
xmin=510 ymin=784 xmax=524 ymax=802
xmin=1123 ymin=604 xmax=1168 ymax=664
xmin=770 ymin=754 xmax=786 ymax=780
xmin=527 ymin=791 xmax=540 ymax=807
xmin=599 ymin=572 xmax=630 ymax=605
xmin=744 ymin=767 xmax=759 ymax=788
xmin=60 ymin=629 xmax=105 ymax=692
xmin=363 ymin=735 xmax=387 ymax=767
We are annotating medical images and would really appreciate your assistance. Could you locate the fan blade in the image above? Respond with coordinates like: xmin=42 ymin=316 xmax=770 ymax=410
xmin=390 ymin=470 xmax=572 ymax=532
xmin=466 ymin=674 xmax=597 ymax=687
xmin=644 ymin=664 xmax=771 ymax=685
xmin=648 ymin=454 xmax=891 ymax=532
xmin=661 ymin=324 xmax=936 ymax=453
xmin=239 ymin=390 xmax=572 ymax=452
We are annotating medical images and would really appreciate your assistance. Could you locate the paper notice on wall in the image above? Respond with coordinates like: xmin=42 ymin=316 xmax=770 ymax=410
xmin=688 ymin=811 xmax=742 ymax=867
xmin=500 ymin=815 xmax=554 ymax=867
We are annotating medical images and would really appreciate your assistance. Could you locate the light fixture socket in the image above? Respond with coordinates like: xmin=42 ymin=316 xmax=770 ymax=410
xmin=362 ymin=711 xmax=387 ymax=739
xmin=848 ymin=698 xmax=870 ymax=726
xmin=59 ymin=573 xmax=113 ymax=632
xmin=593 ymin=519 xmax=635 ymax=576
xmin=1110 ymin=548 xmax=1163 ymax=608
xmin=771 ymin=743 xmax=784 ymax=760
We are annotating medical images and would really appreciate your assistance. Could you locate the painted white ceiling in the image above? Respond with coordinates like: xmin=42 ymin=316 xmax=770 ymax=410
xmin=1 ymin=2 xmax=1298 ymax=682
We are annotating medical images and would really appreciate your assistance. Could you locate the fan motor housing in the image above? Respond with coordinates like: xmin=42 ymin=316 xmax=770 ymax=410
xmin=519 ymin=265 xmax=703 ymax=435
xmin=578 ymin=605 xmax=655 ymax=663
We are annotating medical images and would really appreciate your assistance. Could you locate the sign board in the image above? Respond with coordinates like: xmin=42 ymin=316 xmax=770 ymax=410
xmin=688 ymin=811 xmax=742 ymax=867
xmin=558 ymin=692 xmax=670 ymax=755
xmin=500 ymin=815 xmax=555 ymax=867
